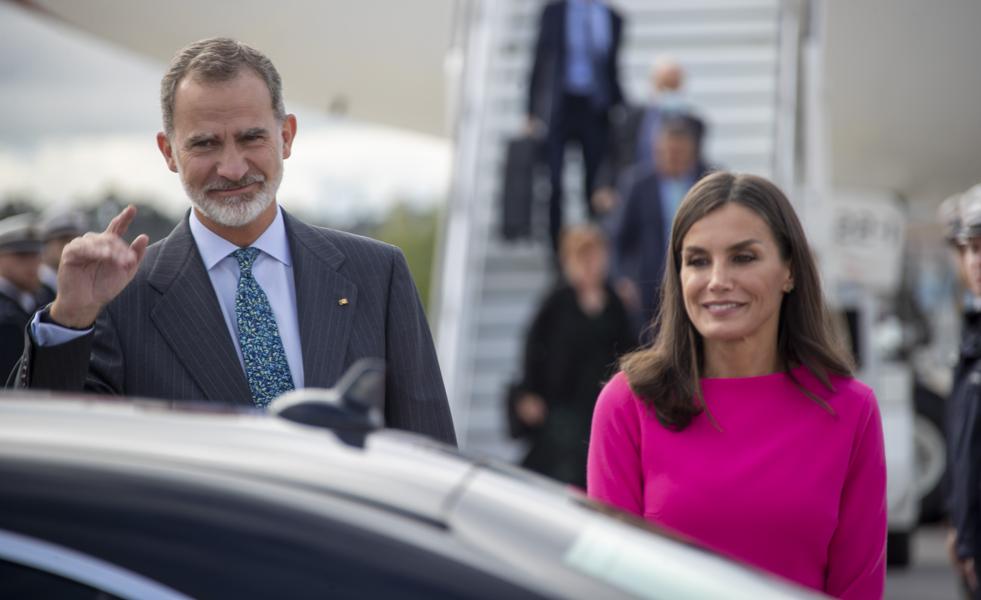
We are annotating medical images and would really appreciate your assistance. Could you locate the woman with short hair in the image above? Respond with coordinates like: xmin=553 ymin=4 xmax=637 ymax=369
xmin=513 ymin=224 xmax=636 ymax=488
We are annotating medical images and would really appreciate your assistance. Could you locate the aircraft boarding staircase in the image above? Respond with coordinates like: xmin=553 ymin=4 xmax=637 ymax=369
xmin=434 ymin=0 xmax=805 ymax=459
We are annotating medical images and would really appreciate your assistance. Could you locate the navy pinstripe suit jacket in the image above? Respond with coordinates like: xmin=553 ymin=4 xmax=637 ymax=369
xmin=15 ymin=210 xmax=456 ymax=446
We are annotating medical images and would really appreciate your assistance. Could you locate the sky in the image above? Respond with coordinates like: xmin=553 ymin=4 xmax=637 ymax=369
xmin=0 ymin=2 xmax=452 ymax=225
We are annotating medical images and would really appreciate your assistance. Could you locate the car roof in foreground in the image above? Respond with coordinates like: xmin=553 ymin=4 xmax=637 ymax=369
xmin=0 ymin=391 xmax=471 ymax=523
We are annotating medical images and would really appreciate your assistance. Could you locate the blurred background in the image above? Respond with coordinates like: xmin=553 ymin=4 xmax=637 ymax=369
xmin=2 ymin=0 xmax=980 ymax=595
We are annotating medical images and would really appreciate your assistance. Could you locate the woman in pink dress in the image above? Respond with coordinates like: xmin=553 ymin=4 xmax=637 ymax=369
xmin=587 ymin=171 xmax=887 ymax=599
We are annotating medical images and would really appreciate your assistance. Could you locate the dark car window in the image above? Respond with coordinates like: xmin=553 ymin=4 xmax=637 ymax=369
xmin=0 ymin=559 xmax=120 ymax=600
xmin=0 ymin=458 xmax=544 ymax=600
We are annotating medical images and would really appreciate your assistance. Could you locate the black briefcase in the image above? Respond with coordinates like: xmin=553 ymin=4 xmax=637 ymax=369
xmin=500 ymin=136 xmax=541 ymax=240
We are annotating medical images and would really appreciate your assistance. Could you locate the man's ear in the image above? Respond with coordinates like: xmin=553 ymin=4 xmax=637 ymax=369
xmin=156 ymin=132 xmax=178 ymax=173
xmin=281 ymin=114 xmax=297 ymax=159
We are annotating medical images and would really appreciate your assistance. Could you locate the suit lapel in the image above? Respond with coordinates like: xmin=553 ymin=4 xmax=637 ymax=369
xmin=147 ymin=217 xmax=252 ymax=405
xmin=283 ymin=212 xmax=357 ymax=389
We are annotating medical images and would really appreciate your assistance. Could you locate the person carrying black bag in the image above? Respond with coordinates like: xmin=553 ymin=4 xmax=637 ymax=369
xmin=525 ymin=0 xmax=625 ymax=253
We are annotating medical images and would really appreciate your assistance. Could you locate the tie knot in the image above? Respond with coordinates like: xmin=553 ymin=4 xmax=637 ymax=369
xmin=232 ymin=247 xmax=260 ymax=273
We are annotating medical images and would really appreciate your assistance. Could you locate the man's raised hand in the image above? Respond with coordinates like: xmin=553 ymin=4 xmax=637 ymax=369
xmin=49 ymin=205 xmax=150 ymax=328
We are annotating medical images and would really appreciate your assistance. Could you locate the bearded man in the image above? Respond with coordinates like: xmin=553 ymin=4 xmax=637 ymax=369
xmin=12 ymin=38 xmax=456 ymax=446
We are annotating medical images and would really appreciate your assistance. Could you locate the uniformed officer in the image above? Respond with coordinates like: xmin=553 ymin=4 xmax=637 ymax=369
xmin=36 ymin=209 xmax=88 ymax=305
xmin=0 ymin=214 xmax=43 ymax=382
xmin=948 ymin=184 xmax=981 ymax=597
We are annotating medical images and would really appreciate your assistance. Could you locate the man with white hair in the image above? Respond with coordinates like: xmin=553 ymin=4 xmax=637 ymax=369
xmin=634 ymin=57 xmax=695 ymax=166
xmin=13 ymin=38 xmax=456 ymax=445
xmin=592 ymin=57 xmax=705 ymax=215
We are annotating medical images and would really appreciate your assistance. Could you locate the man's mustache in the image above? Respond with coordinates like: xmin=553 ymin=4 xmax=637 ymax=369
xmin=206 ymin=174 xmax=265 ymax=192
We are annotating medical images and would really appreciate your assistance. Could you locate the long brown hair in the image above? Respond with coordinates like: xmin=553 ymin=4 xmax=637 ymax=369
xmin=620 ymin=172 xmax=854 ymax=430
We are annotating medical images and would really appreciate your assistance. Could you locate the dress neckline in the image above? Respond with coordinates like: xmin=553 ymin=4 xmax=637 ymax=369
xmin=700 ymin=364 xmax=808 ymax=385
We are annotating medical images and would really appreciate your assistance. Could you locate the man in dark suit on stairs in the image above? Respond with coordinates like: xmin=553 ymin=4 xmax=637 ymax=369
xmin=607 ymin=115 xmax=710 ymax=331
xmin=12 ymin=38 xmax=456 ymax=446
xmin=527 ymin=0 xmax=625 ymax=253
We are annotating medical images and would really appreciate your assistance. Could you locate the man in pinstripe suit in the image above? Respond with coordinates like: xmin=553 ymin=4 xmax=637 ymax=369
xmin=12 ymin=38 xmax=456 ymax=446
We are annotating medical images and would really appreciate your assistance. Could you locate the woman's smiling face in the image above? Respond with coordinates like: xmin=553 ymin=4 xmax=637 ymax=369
xmin=679 ymin=202 xmax=793 ymax=353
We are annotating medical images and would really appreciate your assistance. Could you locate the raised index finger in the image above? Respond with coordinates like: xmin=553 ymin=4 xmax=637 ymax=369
xmin=105 ymin=204 xmax=138 ymax=237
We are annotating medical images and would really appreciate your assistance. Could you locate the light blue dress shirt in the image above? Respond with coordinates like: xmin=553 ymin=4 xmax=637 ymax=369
xmin=31 ymin=206 xmax=305 ymax=389
xmin=564 ymin=0 xmax=612 ymax=95
xmin=659 ymin=175 xmax=696 ymax=240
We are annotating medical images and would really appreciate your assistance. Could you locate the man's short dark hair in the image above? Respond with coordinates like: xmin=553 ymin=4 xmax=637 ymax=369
xmin=160 ymin=37 xmax=286 ymax=135
xmin=660 ymin=114 xmax=703 ymax=144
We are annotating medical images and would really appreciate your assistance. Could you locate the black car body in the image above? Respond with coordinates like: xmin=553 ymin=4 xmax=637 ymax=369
xmin=0 ymin=388 xmax=825 ymax=599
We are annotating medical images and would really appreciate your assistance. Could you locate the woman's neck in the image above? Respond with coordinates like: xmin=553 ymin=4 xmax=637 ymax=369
xmin=702 ymin=338 xmax=781 ymax=379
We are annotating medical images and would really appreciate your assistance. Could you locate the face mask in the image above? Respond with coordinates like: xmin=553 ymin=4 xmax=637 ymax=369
xmin=657 ymin=91 xmax=687 ymax=113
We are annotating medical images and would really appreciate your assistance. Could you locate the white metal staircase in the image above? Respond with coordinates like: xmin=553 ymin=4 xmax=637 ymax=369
xmin=434 ymin=0 xmax=803 ymax=459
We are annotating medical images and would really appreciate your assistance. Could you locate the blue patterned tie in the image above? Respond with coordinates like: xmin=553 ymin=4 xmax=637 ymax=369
xmin=232 ymin=247 xmax=295 ymax=407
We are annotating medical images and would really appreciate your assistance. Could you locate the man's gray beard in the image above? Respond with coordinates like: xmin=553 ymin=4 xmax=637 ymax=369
xmin=183 ymin=169 xmax=282 ymax=228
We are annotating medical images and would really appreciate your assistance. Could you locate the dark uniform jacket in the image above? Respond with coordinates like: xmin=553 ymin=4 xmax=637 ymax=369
xmin=0 ymin=291 xmax=31 ymax=384
xmin=947 ymin=309 xmax=981 ymax=565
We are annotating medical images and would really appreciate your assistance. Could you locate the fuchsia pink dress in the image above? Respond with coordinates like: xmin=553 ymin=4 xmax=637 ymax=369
xmin=587 ymin=367 xmax=886 ymax=599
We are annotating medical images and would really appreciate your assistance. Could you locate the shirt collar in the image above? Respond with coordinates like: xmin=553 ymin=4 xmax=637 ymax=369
xmin=968 ymin=294 xmax=981 ymax=312
xmin=189 ymin=206 xmax=292 ymax=270
xmin=39 ymin=264 xmax=58 ymax=290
